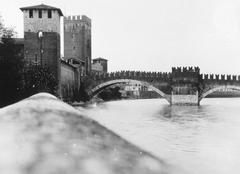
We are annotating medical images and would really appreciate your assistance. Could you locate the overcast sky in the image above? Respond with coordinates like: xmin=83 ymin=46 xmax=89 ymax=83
xmin=1 ymin=0 xmax=240 ymax=74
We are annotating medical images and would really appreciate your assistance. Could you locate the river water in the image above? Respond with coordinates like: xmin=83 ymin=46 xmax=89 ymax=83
xmin=77 ymin=98 xmax=240 ymax=174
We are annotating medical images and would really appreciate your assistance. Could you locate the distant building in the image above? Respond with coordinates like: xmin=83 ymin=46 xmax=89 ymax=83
xmin=92 ymin=57 xmax=108 ymax=73
xmin=119 ymin=83 xmax=160 ymax=99
xmin=64 ymin=15 xmax=91 ymax=75
xmin=119 ymin=83 xmax=142 ymax=98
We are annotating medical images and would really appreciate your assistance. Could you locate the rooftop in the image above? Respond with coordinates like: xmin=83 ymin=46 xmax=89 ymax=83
xmin=93 ymin=57 xmax=108 ymax=61
xmin=20 ymin=4 xmax=63 ymax=16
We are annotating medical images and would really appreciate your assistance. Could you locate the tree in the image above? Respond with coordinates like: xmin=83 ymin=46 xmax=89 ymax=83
xmin=0 ymin=16 xmax=16 ymax=38
xmin=21 ymin=66 xmax=58 ymax=98
xmin=0 ymin=16 xmax=23 ymax=107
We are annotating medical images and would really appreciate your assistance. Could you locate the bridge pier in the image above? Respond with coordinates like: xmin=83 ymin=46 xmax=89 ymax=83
xmin=170 ymin=93 xmax=199 ymax=105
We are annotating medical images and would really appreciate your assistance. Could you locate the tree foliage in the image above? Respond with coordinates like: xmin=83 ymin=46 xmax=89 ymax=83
xmin=0 ymin=16 xmax=16 ymax=39
xmin=0 ymin=16 xmax=23 ymax=107
xmin=21 ymin=66 xmax=58 ymax=98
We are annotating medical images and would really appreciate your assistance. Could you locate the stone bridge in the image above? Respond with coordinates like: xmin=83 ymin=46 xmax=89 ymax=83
xmin=86 ymin=67 xmax=240 ymax=105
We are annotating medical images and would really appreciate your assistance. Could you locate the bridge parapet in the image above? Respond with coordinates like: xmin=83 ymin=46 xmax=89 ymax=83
xmin=201 ymin=74 xmax=240 ymax=83
xmin=91 ymin=71 xmax=240 ymax=86
xmin=91 ymin=71 xmax=171 ymax=82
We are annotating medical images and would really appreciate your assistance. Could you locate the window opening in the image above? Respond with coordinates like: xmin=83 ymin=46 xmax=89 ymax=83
xmin=39 ymin=10 xmax=42 ymax=18
xmin=48 ymin=10 xmax=52 ymax=18
xmin=29 ymin=10 xmax=33 ymax=18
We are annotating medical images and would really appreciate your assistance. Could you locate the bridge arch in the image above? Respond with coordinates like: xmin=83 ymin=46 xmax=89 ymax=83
xmin=88 ymin=79 xmax=170 ymax=103
xmin=199 ymin=85 xmax=240 ymax=102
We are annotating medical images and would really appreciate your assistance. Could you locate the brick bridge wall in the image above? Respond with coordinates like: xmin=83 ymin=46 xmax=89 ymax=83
xmin=89 ymin=71 xmax=172 ymax=95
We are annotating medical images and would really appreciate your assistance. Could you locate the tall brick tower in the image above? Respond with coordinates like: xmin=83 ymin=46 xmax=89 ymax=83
xmin=170 ymin=67 xmax=200 ymax=105
xmin=20 ymin=4 xmax=63 ymax=81
xmin=64 ymin=15 xmax=91 ymax=75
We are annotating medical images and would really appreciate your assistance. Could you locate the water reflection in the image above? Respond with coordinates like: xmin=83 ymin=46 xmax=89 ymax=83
xmin=157 ymin=105 xmax=218 ymax=125
xmin=80 ymin=98 xmax=240 ymax=174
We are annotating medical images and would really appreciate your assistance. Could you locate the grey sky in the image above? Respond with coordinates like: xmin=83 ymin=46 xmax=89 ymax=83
xmin=1 ymin=0 xmax=240 ymax=74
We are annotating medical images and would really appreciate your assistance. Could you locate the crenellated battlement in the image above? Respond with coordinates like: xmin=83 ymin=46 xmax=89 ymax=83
xmin=91 ymin=70 xmax=171 ymax=81
xmin=64 ymin=15 xmax=91 ymax=32
xmin=201 ymin=74 xmax=240 ymax=81
xmin=172 ymin=66 xmax=200 ymax=73
xmin=64 ymin=15 xmax=91 ymax=26
xmin=92 ymin=69 xmax=240 ymax=83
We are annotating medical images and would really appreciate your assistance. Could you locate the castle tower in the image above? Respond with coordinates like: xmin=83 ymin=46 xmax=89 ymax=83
xmin=170 ymin=67 xmax=200 ymax=105
xmin=20 ymin=4 xmax=63 ymax=81
xmin=64 ymin=15 xmax=91 ymax=75
xmin=171 ymin=67 xmax=200 ymax=95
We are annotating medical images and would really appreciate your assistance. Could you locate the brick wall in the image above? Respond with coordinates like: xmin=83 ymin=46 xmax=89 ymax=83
xmin=24 ymin=31 xmax=61 ymax=83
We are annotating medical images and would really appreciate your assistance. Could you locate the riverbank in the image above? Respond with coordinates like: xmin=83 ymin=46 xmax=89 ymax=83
xmin=0 ymin=93 xmax=179 ymax=174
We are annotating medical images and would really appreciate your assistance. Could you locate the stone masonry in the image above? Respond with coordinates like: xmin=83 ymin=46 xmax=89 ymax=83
xmin=64 ymin=15 xmax=92 ymax=75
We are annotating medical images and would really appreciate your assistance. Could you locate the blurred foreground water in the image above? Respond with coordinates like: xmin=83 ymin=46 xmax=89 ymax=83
xmin=79 ymin=98 xmax=240 ymax=174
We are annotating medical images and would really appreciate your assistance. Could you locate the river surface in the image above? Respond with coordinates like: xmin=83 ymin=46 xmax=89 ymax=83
xmin=77 ymin=98 xmax=240 ymax=174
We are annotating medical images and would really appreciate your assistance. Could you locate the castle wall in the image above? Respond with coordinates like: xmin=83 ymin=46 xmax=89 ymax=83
xmin=60 ymin=61 xmax=80 ymax=101
xmin=22 ymin=9 xmax=60 ymax=34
